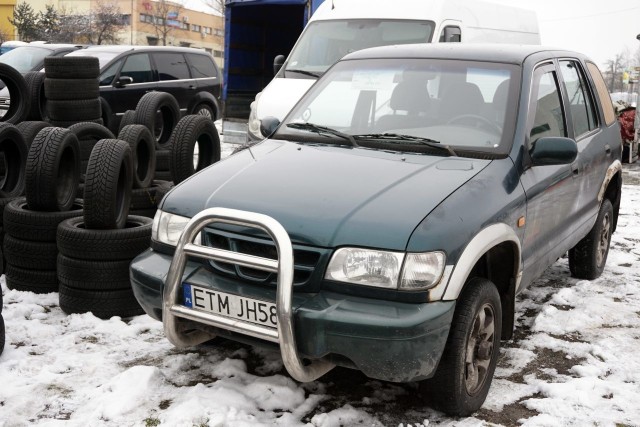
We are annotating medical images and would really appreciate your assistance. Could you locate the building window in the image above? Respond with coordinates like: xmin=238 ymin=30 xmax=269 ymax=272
xmin=204 ymin=27 xmax=212 ymax=35
xmin=179 ymin=41 xmax=192 ymax=48
xmin=181 ymin=22 xmax=189 ymax=30
xmin=147 ymin=36 xmax=158 ymax=46
xmin=213 ymin=50 xmax=223 ymax=58
xmin=214 ymin=29 xmax=224 ymax=37
xmin=192 ymin=24 xmax=201 ymax=32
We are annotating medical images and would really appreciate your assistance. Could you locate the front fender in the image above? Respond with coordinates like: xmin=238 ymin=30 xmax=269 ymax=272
xmin=187 ymin=91 xmax=220 ymax=120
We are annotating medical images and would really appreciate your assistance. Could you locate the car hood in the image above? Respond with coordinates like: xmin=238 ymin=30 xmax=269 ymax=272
xmin=164 ymin=140 xmax=491 ymax=250
xmin=255 ymin=77 xmax=315 ymax=121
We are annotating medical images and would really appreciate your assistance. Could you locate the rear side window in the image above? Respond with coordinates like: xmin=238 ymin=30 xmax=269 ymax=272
xmin=187 ymin=53 xmax=217 ymax=79
xmin=559 ymin=60 xmax=597 ymax=137
xmin=120 ymin=54 xmax=153 ymax=84
xmin=154 ymin=52 xmax=190 ymax=80
xmin=586 ymin=62 xmax=615 ymax=126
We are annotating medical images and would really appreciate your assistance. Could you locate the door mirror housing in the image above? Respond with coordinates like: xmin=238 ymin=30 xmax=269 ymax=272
xmin=530 ymin=136 xmax=578 ymax=166
xmin=115 ymin=76 xmax=134 ymax=88
xmin=273 ymin=55 xmax=285 ymax=76
xmin=260 ymin=116 xmax=281 ymax=138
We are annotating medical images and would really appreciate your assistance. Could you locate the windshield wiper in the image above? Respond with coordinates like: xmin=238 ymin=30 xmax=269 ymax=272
xmin=285 ymin=69 xmax=320 ymax=78
xmin=286 ymin=122 xmax=358 ymax=147
xmin=353 ymin=133 xmax=457 ymax=156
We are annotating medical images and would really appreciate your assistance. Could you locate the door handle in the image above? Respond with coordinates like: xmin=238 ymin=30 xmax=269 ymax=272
xmin=605 ymin=144 xmax=611 ymax=155
xmin=188 ymin=85 xmax=196 ymax=90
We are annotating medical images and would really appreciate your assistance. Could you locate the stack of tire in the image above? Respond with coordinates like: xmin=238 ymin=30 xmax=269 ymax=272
xmin=43 ymin=56 xmax=102 ymax=128
xmin=57 ymin=138 xmax=152 ymax=319
xmin=67 ymin=122 xmax=115 ymax=195
xmin=3 ymin=127 xmax=83 ymax=294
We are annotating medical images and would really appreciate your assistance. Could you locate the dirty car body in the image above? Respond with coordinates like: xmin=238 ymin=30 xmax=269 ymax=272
xmin=130 ymin=44 xmax=622 ymax=415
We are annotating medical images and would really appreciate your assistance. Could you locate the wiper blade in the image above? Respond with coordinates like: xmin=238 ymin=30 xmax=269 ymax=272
xmin=285 ymin=69 xmax=320 ymax=78
xmin=353 ymin=133 xmax=457 ymax=156
xmin=286 ymin=122 xmax=358 ymax=147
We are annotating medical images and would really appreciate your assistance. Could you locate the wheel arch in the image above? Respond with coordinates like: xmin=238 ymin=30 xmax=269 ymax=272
xmin=187 ymin=91 xmax=220 ymax=121
xmin=600 ymin=162 xmax=622 ymax=233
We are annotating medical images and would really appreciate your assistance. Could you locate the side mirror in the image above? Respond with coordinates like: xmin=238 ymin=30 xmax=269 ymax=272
xmin=273 ymin=55 xmax=285 ymax=76
xmin=115 ymin=76 xmax=133 ymax=88
xmin=260 ymin=116 xmax=281 ymax=138
xmin=530 ymin=136 xmax=578 ymax=166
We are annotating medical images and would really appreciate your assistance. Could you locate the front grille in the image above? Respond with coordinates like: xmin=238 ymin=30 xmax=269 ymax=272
xmin=205 ymin=229 xmax=324 ymax=287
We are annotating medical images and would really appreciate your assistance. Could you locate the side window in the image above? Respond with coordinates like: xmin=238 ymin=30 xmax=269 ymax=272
xmin=438 ymin=26 xmax=461 ymax=43
xmin=187 ymin=53 xmax=216 ymax=79
xmin=154 ymin=53 xmax=190 ymax=81
xmin=586 ymin=62 xmax=616 ymax=126
xmin=529 ymin=69 xmax=566 ymax=144
xmin=559 ymin=60 xmax=597 ymax=137
xmin=120 ymin=54 xmax=153 ymax=84
xmin=99 ymin=60 xmax=122 ymax=86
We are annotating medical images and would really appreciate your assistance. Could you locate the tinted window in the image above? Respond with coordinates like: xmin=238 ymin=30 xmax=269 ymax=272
xmin=120 ymin=54 xmax=153 ymax=84
xmin=154 ymin=53 xmax=190 ymax=80
xmin=529 ymin=70 xmax=566 ymax=143
xmin=99 ymin=59 xmax=123 ymax=86
xmin=559 ymin=60 xmax=597 ymax=137
xmin=586 ymin=62 xmax=616 ymax=126
xmin=187 ymin=53 xmax=216 ymax=79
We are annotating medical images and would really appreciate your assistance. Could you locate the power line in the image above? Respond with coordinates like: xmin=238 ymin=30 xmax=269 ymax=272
xmin=541 ymin=6 xmax=640 ymax=22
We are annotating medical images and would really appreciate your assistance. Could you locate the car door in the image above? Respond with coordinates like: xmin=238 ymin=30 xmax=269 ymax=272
xmin=519 ymin=62 xmax=579 ymax=278
xmin=152 ymin=51 xmax=193 ymax=116
xmin=102 ymin=53 xmax=157 ymax=115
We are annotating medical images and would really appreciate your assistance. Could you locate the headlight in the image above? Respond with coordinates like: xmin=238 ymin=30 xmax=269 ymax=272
xmin=325 ymin=248 xmax=445 ymax=290
xmin=152 ymin=210 xmax=192 ymax=246
xmin=247 ymin=95 xmax=264 ymax=142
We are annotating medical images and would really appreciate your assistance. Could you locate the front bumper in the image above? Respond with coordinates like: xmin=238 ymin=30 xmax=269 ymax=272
xmin=131 ymin=248 xmax=455 ymax=383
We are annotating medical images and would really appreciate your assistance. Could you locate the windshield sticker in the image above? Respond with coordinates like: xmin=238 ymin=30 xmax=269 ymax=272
xmin=351 ymin=70 xmax=395 ymax=90
xmin=302 ymin=108 xmax=312 ymax=122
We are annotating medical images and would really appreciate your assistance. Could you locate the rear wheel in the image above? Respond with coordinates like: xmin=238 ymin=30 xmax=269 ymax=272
xmin=569 ymin=198 xmax=613 ymax=279
xmin=421 ymin=277 xmax=501 ymax=416
xmin=194 ymin=103 xmax=215 ymax=120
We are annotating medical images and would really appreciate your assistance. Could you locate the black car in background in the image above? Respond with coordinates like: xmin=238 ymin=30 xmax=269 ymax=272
xmin=66 ymin=46 xmax=222 ymax=127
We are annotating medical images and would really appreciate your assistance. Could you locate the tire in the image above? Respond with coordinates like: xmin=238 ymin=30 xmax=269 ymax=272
xmin=0 ymin=315 xmax=4 ymax=356
xmin=118 ymin=110 xmax=136 ymax=135
xmin=16 ymin=121 xmax=49 ymax=149
xmin=129 ymin=208 xmax=157 ymax=218
xmin=4 ymin=198 xmax=83 ymax=242
xmin=44 ymin=56 xmax=99 ymax=79
xmin=100 ymin=97 xmax=115 ymax=134
xmin=0 ymin=196 xmax=18 ymax=225
xmin=154 ymin=170 xmax=173 ymax=182
xmin=5 ymin=264 xmax=58 ymax=293
xmin=170 ymin=115 xmax=221 ymax=184
xmin=0 ymin=123 xmax=28 ymax=197
xmin=47 ymin=99 xmax=102 ymax=122
xmin=24 ymin=71 xmax=47 ymax=121
xmin=156 ymin=149 xmax=170 ymax=171
xmin=421 ymin=277 xmax=502 ymax=416
xmin=25 ymin=127 xmax=80 ymax=212
xmin=44 ymin=77 xmax=99 ymax=100
xmin=3 ymin=234 xmax=58 ymax=270
xmin=48 ymin=118 xmax=104 ymax=128
xmin=0 ymin=63 xmax=29 ymax=124
xmin=569 ymin=198 xmax=614 ymax=280
xmin=83 ymin=139 xmax=133 ymax=229
xmin=131 ymin=183 xmax=160 ymax=210
xmin=68 ymin=122 xmax=115 ymax=161
xmin=154 ymin=180 xmax=173 ymax=205
xmin=133 ymin=92 xmax=180 ymax=148
xmin=118 ymin=124 xmax=156 ymax=189
xmin=59 ymin=283 xmax=144 ymax=319
xmin=57 ymin=254 xmax=132 ymax=290
xmin=193 ymin=103 xmax=216 ymax=120
xmin=57 ymin=215 xmax=152 ymax=261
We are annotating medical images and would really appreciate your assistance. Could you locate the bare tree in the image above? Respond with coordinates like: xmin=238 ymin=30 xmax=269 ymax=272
xmin=148 ymin=0 xmax=185 ymax=46
xmin=604 ymin=52 xmax=628 ymax=93
xmin=57 ymin=5 xmax=89 ymax=43
xmin=203 ymin=0 xmax=225 ymax=14
xmin=86 ymin=0 xmax=126 ymax=45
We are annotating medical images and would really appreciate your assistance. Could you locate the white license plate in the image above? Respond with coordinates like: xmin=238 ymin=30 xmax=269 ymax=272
xmin=182 ymin=283 xmax=277 ymax=328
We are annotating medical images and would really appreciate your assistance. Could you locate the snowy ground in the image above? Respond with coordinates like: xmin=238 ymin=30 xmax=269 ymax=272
xmin=0 ymin=159 xmax=639 ymax=427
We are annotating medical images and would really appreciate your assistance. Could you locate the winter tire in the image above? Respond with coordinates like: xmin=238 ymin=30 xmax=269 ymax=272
xmin=129 ymin=208 xmax=157 ymax=218
xmin=57 ymin=254 xmax=132 ymax=290
xmin=0 ymin=123 xmax=28 ymax=197
xmin=154 ymin=170 xmax=172 ymax=182
xmin=130 ymin=181 xmax=163 ymax=211
xmin=24 ymin=71 xmax=47 ymax=121
xmin=569 ymin=198 xmax=614 ymax=280
xmin=16 ymin=121 xmax=49 ymax=148
xmin=68 ymin=121 xmax=115 ymax=161
xmin=421 ymin=277 xmax=501 ymax=417
xmin=133 ymin=92 xmax=180 ymax=148
xmin=170 ymin=115 xmax=221 ymax=184
xmin=154 ymin=180 xmax=173 ymax=205
xmin=57 ymin=215 xmax=152 ymax=261
xmin=100 ymin=97 xmax=115 ymax=133
xmin=0 ymin=63 xmax=30 ymax=124
xmin=4 ymin=198 xmax=83 ymax=242
xmin=48 ymin=118 xmax=103 ymax=128
xmin=155 ymin=149 xmax=170 ymax=171
xmin=44 ymin=56 xmax=99 ymax=79
xmin=44 ymin=77 xmax=99 ymax=101
xmin=118 ymin=124 xmax=156 ymax=189
xmin=5 ymin=264 xmax=58 ymax=294
xmin=0 ymin=196 xmax=17 ymax=225
xmin=83 ymin=139 xmax=133 ymax=229
xmin=118 ymin=110 xmax=136 ymax=134
xmin=25 ymin=127 xmax=80 ymax=212
xmin=3 ymin=234 xmax=58 ymax=270
xmin=59 ymin=283 xmax=144 ymax=319
xmin=47 ymin=99 xmax=102 ymax=122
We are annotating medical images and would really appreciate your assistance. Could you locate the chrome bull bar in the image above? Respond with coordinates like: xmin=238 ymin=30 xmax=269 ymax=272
xmin=162 ymin=207 xmax=335 ymax=382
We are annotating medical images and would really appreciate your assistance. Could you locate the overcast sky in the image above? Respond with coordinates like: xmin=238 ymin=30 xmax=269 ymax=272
xmin=489 ymin=0 xmax=640 ymax=68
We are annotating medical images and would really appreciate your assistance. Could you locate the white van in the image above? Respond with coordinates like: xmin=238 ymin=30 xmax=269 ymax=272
xmin=246 ymin=0 xmax=539 ymax=141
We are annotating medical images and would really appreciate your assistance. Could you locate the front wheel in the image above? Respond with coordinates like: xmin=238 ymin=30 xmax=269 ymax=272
xmin=421 ymin=277 xmax=502 ymax=416
xmin=568 ymin=198 xmax=613 ymax=279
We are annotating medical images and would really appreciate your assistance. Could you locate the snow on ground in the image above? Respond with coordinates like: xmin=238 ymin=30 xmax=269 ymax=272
xmin=0 ymin=162 xmax=639 ymax=426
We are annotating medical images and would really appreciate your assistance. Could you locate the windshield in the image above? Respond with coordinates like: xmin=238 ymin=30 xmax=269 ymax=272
xmin=66 ymin=50 xmax=120 ymax=68
xmin=276 ymin=58 xmax=520 ymax=157
xmin=285 ymin=20 xmax=434 ymax=76
xmin=0 ymin=46 xmax=53 ymax=72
